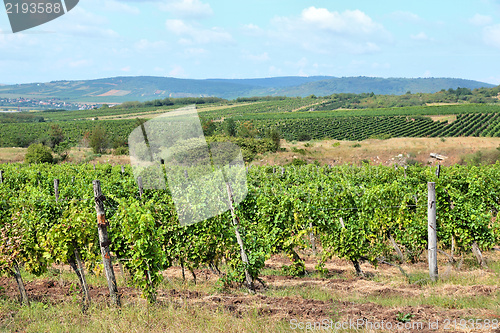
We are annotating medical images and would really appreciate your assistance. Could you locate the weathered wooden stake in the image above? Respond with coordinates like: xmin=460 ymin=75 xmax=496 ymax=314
xmin=436 ymin=164 xmax=441 ymax=178
xmin=225 ymin=182 xmax=254 ymax=291
xmin=121 ymin=165 xmax=125 ymax=174
xmin=389 ymin=233 xmax=404 ymax=262
xmin=472 ymin=242 xmax=487 ymax=268
xmin=0 ymin=170 xmax=3 ymax=183
xmin=69 ymin=244 xmax=91 ymax=311
xmin=428 ymin=182 xmax=438 ymax=282
xmin=93 ymin=180 xmax=121 ymax=306
xmin=137 ymin=176 xmax=143 ymax=199
xmin=54 ymin=179 xmax=59 ymax=202
xmin=12 ymin=262 xmax=29 ymax=305
xmin=310 ymin=221 xmax=316 ymax=255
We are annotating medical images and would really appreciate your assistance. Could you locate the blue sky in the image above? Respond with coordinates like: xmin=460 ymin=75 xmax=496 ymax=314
xmin=1 ymin=0 xmax=500 ymax=84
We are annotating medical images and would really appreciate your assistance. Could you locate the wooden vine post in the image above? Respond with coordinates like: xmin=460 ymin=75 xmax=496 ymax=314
xmin=12 ymin=262 xmax=29 ymax=305
xmin=93 ymin=180 xmax=121 ymax=306
xmin=137 ymin=176 xmax=143 ymax=200
xmin=0 ymin=170 xmax=3 ymax=183
xmin=428 ymin=182 xmax=438 ymax=282
xmin=54 ymin=179 xmax=59 ymax=202
xmin=225 ymin=182 xmax=254 ymax=292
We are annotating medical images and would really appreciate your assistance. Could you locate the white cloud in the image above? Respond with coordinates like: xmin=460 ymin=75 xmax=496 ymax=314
xmin=483 ymin=24 xmax=500 ymax=48
xmin=47 ymin=6 xmax=120 ymax=39
xmin=300 ymin=7 xmax=383 ymax=35
xmin=159 ymin=0 xmax=213 ymax=19
xmin=410 ymin=32 xmax=430 ymax=41
xmin=166 ymin=19 xmax=233 ymax=45
xmin=104 ymin=0 xmax=140 ymax=15
xmin=389 ymin=11 xmax=422 ymax=23
xmin=134 ymin=39 xmax=168 ymax=51
xmin=241 ymin=23 xmax=264 ymax=36
xmin=69 ymin=59 xmax=93 ymax=68
xmin=269 ymin=7 xmax=390 ymax=55
xmin=169 ymin=65 xmax=185 ymax=77
xmin=371 ymin=62 xmax=390 ymax=69
xmin=242 ymin=51 xmax=269 ymax=62
xmin=469 ymin=14 xmax=493 ymax=26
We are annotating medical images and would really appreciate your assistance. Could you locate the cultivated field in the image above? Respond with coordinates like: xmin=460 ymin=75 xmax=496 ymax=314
xmin=1 ymin=250 xmax=500 ymax=332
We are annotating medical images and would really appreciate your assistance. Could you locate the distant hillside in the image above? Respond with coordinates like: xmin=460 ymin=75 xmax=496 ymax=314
xmin=0 ymin=76 xmax=494 ymax=103
xmin=271 ymin=77 xmax=496 ymax=97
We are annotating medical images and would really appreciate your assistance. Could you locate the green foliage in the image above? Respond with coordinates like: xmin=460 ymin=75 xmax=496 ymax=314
xmin=24 ymin=143 xmax=53 ymax=164
xmin=89 ymin=125 xmax=108 ymax=154
xmin=224 ymin=118 xmax=237 ymax=137
xmin=201 ymin=119 xmax=217 ymax=136
xmin=1 ymin=162 xmax=499 ymax=300
xmin=460 ymin=149 xmax=500 ymax=166
xmin=48 ymin=124 xmax=65 ymax=148
xmin=112 ymin=146 xmax=129 ymax=155
xmin=396 ymin=312 xmax=414 ymax=323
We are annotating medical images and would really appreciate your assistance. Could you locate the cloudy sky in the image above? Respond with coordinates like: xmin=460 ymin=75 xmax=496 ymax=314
xmin=1 ymin=0 xmax=500 ymax=84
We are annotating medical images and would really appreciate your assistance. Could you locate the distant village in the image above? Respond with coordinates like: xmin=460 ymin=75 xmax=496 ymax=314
xmin=0 ymin=97 xmax=103 ymax=111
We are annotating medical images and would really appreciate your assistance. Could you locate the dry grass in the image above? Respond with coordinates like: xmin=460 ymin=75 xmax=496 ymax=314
xmin=253 ymin=137 xmax=500 ymax=166
xmin=427 ymin=115 xmax=457 ymax=123
xmin=2 ymin=137 xmax=500 ymax=167
xmin=0 ymin=148 xmax=26 ymax=163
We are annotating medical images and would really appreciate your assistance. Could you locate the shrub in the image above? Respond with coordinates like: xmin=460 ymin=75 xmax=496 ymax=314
xmin=89 ymin=125 xmax=108 ymax=154
xmin=113 ymin=146 xmax=129 ymax=155
xmin=459 ymin=149 xmax=500 ymax=165
xmin=25 ymin=143 xmax=53 ymax=164
xmin=289 ymin=158 xmax=308 ymax=166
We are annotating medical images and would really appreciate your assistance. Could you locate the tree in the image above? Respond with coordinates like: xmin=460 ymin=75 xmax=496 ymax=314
xmin=224 ymin=118 xmax=237 ymax=137
xmin=48 ymin=124 xmax=65 ymax=148
xmin=265 ymin=127 xmax=281 ymax=151
xmin=202 ymin=119 xmax=216 ymax=136
xmin=25 ymin=143 xmax=53 ymax=164
xmin=89 ymin=125 xmax=108 ymax=154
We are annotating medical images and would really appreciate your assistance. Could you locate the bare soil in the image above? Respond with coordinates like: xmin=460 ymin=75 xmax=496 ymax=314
xmin=254 ymin=137 xmax=500 ymax=167
xmin=2 ymin=252 xmax=499 ymax=332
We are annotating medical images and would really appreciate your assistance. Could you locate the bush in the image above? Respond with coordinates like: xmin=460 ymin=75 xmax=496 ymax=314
xmin=113 ymin=146 xmax=129 ymax=155
xmin=288 ymin=158 xmax=308 ymax=166
xmin=25 ymin=143 xmax=53 ymax=164
xmin=459 ymin=149 xmax=500 ymax=165
xmin=89 ymin=125 xmax=108 ymax=154
xmin=224 ymin=118 xmax=236 ymax=137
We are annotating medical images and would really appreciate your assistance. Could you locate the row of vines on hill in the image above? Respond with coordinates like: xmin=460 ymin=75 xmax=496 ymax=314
xmin=0 ymin=163 xmax=499 ymax=304
xmin=3 ymin=104 xmax=500 ymax=148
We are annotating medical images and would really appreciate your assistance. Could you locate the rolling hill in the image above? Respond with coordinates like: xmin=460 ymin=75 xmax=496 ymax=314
xmin=0 ymin=76 xmax=494 ymax=103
